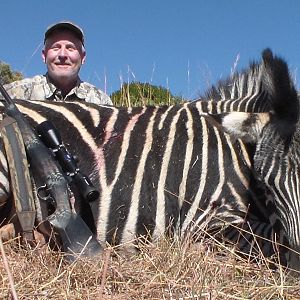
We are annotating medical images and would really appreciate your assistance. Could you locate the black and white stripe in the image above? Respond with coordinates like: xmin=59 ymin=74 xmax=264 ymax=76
xmin=1 ymin=99 xmax=272 ymax=252
xmin=221 ymin=49 xmax=300 ymax=269
xmin=0 ymin=50 xmax=289 ymax=264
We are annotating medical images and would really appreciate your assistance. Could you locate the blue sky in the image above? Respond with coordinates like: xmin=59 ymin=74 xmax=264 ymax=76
xmin=1 ymin=1 xmax=300 ymax=100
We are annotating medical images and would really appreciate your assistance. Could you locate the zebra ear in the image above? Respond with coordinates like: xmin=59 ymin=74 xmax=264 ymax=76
xmin=261 ymin=48 xmax=299 ymax=135
xmin=220 ymin=112 xmax=270 ymax=143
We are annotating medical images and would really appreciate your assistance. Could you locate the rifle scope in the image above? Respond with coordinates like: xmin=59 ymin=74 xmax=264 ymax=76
xmin=37 ymin=120 xmax=100 ymax=203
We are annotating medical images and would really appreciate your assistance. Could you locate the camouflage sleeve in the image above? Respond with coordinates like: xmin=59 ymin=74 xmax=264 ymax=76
xmin=2 ymin=79 xmax=35 ymax=100
xmin=83 ymin=84 xmax=113 ymax=105
xmin=0 ymin=81 xmax=26 ymax=99
xmin=97 ymin=92 xmax=113 ymax=105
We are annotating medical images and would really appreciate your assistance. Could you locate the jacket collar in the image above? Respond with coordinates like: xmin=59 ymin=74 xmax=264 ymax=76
xmin=44 ymin=73 xmax=86 ymax=100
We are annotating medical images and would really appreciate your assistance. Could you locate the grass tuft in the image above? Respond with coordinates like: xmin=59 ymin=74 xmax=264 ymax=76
xmin=1 ymin=234 xmax=299 ymax=299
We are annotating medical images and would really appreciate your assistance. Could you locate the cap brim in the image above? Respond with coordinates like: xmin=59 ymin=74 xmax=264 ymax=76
xmin=44 ymin=22 xmax=84 ymax=45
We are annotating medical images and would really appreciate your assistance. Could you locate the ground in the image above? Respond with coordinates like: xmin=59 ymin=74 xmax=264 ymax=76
xmin=0 ymin=234 xmax=299 ymax=299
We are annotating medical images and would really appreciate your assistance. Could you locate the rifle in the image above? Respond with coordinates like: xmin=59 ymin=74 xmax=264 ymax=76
xmin=0 ymin=82 xmax=102 ymax=259
xmin=37 ymin=120 xmax=99 ymax=203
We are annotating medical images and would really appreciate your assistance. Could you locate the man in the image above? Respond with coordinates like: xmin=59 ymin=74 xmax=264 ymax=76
xmin=4 ymin=21 xmax=112 ymax=105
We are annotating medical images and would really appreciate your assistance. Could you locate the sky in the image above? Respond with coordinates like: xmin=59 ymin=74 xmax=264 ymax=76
xmin=1 ymin=1 xmax=300 ymax=100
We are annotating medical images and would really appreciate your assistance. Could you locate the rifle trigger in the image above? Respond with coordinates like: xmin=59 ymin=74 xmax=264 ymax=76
xmin=37 ymin=184 xmax=52 ymax=202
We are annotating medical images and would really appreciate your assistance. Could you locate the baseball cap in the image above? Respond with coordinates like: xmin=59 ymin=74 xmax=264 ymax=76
xmin=44 ymin=21 xmax=85 ymax=45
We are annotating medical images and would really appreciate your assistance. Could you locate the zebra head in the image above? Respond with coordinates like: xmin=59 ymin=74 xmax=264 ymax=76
xmin=221 ymin=49 xmax=300 ymax=259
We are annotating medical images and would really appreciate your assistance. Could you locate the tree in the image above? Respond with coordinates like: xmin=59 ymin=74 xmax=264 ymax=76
xmin=0 ymin=61 xmax=23 ymax=85
xmin=111 ymin=81 xmax=184 ymax=107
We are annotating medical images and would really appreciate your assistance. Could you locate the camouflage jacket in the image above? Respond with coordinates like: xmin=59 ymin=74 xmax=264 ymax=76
xmin=3 ymin=74 xmax=112 ymax=105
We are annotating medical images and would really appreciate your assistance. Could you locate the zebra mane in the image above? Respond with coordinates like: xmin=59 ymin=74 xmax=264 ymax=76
xmin=200 ymin=59 xmax=264 ymax=101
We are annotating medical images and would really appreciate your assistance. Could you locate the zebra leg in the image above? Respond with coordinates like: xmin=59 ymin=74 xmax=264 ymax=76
xmin=217 ymin=219 xmax=289 ymax=266
xmin=184 ymin=211 xmax=287 ymax=266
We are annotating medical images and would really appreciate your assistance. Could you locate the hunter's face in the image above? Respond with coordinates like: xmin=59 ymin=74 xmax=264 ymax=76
xmin=42 ymin=30 xmax=86 ymax=85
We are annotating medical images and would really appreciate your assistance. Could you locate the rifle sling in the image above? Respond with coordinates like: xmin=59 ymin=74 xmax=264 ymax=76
xmin=0 ymin=116 xmax=36 ymax=242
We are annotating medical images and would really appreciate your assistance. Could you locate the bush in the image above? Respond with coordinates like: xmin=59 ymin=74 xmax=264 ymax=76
xmin=111 ymin=81 xmax=185 ymax=107
xmin=0 ymin=61 xmax=23 ymax=85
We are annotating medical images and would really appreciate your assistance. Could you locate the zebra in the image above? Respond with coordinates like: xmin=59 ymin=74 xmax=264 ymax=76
xmin=221 ymin=49 xmax=300 ymax=269
xmin=197 ymin=59 xmax=272 ymax=114
xmin=0 ymin=49 xmax=296 ymax=267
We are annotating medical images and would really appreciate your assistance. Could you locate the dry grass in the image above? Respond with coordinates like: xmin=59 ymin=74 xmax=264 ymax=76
xmin=1 ymin=234 xmax=300 ymax=300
